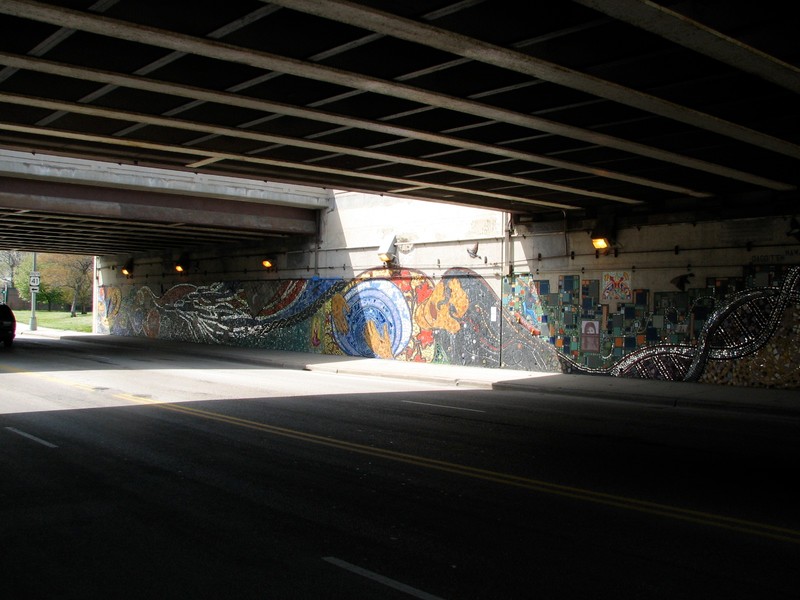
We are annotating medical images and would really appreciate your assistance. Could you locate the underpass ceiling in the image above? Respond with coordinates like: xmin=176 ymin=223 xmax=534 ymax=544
xmin=0 ymin=0 xmax=798 ymax=255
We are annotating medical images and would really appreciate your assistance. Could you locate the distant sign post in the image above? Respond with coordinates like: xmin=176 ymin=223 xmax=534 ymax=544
xmin=29 ymin=254 xmax=38 ymax=331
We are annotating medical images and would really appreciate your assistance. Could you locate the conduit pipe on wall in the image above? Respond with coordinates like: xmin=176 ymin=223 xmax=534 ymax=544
xmin=503 ymin=213 xmax=513 ymax=276
xmin=517 ymin=263 xmax=762 ymax=275
xmin=515 ymin=234 xmax=797 ymax=258
xmin=313 ymin=208 xmax=321 ymax=276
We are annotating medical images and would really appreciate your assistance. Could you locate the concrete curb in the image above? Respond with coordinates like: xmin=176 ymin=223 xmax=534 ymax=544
xmin=15 ymin=326 xmax=800 ymax=417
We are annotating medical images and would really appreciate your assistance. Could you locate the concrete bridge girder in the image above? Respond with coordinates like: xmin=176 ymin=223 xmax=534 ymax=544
xmin=0 ymin=149 xmax=331 ymax=254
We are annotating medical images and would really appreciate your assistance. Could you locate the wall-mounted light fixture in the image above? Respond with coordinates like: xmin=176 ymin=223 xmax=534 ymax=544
xmin=174 ymin=253 xmax=190 ymax=273
xmin=670 ymin=272 xmax=695 ymax=291
xmin=120 ymin=258 xmax=134 ymax=277
xmin=261 ymin=259 xmax=273 ymax=269
xmin=788 ymin=216 xmax=800 ymax=242
xmin=377 ymin=234 xmax=396 ymax=265
xmin=590 ymin=214 xmax=616 ymax=251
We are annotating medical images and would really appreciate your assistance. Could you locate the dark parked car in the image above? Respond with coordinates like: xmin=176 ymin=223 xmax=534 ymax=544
xmin=1 ymin=303 xmax=16 ymax=347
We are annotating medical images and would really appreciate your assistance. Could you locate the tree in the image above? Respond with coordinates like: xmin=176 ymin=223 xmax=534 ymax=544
xmin=62 ymin=255 xmax=94 ymax=316
xmin=10 ymin=253 xmax=95 ymax=313
xmin=39 ymin=254 xmax=95 ymax=315
xmin=0 ymin=250 xmax=24 ymax=284
xmin=14 ymin=254 xmax=65 ymax=310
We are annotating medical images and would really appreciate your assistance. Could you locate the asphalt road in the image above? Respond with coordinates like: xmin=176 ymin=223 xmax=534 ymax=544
xmin=1 ymin=335 xmax=799 ymax=599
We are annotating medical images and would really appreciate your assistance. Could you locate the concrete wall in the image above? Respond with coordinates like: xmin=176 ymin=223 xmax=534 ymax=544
xmin=95 ymin=193 xmax=800 ymax=388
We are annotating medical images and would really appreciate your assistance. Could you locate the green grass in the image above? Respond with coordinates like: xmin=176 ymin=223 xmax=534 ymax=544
xmin=13 ymin=310 xmax=94 ymax=333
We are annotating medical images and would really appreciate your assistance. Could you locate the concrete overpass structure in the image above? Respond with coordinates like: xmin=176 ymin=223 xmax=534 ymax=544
xmin=0 ymin=1 xmax=798 ymax=388
xmin=0 ymin=149 xmax=329 ymax=254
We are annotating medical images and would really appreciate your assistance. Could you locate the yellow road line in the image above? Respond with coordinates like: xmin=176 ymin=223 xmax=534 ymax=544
xmin=4 ymin=366 xmax=797 ymax=544
xmin=115 ymin=392 xmax=800 ymax=545
xmin=0 ymin=364 xmax=96 ymax=391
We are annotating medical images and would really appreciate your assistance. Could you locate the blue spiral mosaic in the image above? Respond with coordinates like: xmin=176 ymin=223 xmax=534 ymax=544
xmin=332 ymin=279 xmax=411 ymax=358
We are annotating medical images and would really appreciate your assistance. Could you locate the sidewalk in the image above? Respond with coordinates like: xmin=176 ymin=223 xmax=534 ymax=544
xmin=15 ymin=323 xmax=800 ymax=417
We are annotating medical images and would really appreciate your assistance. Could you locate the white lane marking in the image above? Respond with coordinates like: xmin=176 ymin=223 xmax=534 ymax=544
xmin=401 ymin=400 xmax=485 ymax=413
xmin=323 ymin=557 xmax=446 ymax=600
xmin=4 ymin=427 xmax=59 ymax=448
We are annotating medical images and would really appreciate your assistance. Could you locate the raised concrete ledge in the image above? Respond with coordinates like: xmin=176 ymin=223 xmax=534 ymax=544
xmin=17 ymin=326 xmax=800 ymax=417
xmin=0 ymin=149 xmax=332 ymax=210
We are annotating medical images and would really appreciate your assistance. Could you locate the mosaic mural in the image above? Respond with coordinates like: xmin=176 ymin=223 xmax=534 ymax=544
xmin=97 ymin=265 xmax=800 ymax=387
xmin=97 ymin=267 xmax=562 ymax=373
xmin=559 ymin=266 xmax=800 ymax=389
